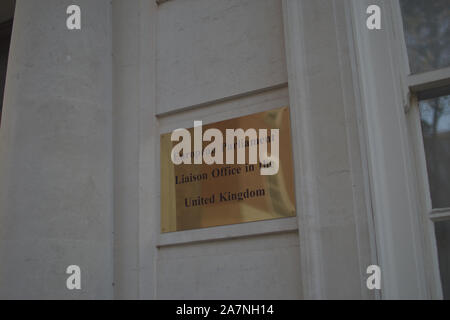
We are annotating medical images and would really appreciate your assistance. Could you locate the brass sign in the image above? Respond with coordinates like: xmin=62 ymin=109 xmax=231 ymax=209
xmin=160 ymin=106 xmax=296 ymax=233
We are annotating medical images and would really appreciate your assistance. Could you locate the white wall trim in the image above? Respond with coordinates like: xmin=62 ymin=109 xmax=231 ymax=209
xmin=282 ymin=0 xmax=325 ymax=299
xmin=138 ymin=0 xmax=160 ymax=299
xmin=158 ymin=217 xmax=298 ymax=248
xmin=283 ymin=0 xmax=378 ymax=299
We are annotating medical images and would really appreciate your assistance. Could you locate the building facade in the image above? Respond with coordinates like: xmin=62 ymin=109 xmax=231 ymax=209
xmin=0 ymin=0 xmax=448 ymax=299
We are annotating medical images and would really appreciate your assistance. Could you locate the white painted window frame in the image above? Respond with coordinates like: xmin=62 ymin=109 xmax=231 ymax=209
xmin=390 ymin=0 xmax=449 ymax=298
xmin=348 ymin=0 xmax=448 ymax=299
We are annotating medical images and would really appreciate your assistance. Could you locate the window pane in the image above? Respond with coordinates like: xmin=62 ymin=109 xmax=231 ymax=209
xmin=400 ymin=0 xmax=450 ymax=74
xmin=0 ymin=20 xmax=13 ymax=126
xmin=419 ymin=92 xmax=450 ymax=208
xmin=434 ymin=220 xmax=450 ymax=299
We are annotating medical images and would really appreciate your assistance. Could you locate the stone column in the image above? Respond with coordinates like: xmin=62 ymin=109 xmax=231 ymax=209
xmin=0 ymin=0 xmax=113 ymax=299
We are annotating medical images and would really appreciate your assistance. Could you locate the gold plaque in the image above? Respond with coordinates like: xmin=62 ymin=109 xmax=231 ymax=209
xmin=160 ymin=106 xmax=296 ymax=233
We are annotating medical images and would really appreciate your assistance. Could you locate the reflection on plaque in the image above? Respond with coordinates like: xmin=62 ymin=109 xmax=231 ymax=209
xmin=160 ymin=106 xmax=296 ymax=233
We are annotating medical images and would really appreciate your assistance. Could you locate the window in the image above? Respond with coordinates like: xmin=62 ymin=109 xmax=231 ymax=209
xmin=400 ymin=0 xmax=450 ymax=74
xmin=400 ymin=0 xmax=450 ymax=299
xmin=434 ymin=220 xmax=450 ymax=299
xmin=418 ymin=89 xmax=450 ymax=299
xmin=419 ymin=91 xmax=450 ymax=209
xmin=0 ymin=19 xmax=13 ymax=127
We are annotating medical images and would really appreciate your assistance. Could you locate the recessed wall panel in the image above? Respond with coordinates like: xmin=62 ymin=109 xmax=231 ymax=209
xmin=156 ymin=0 xmax=287 ymax=114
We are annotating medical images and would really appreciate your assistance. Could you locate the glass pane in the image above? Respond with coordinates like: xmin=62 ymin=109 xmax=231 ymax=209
xmin=434 ymin=220 xmax=450 ymax=299
xmin=419 ymin=93 xmax=450 ymax=208
xmin=400 ymin=0 xmax=450 ymax=74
